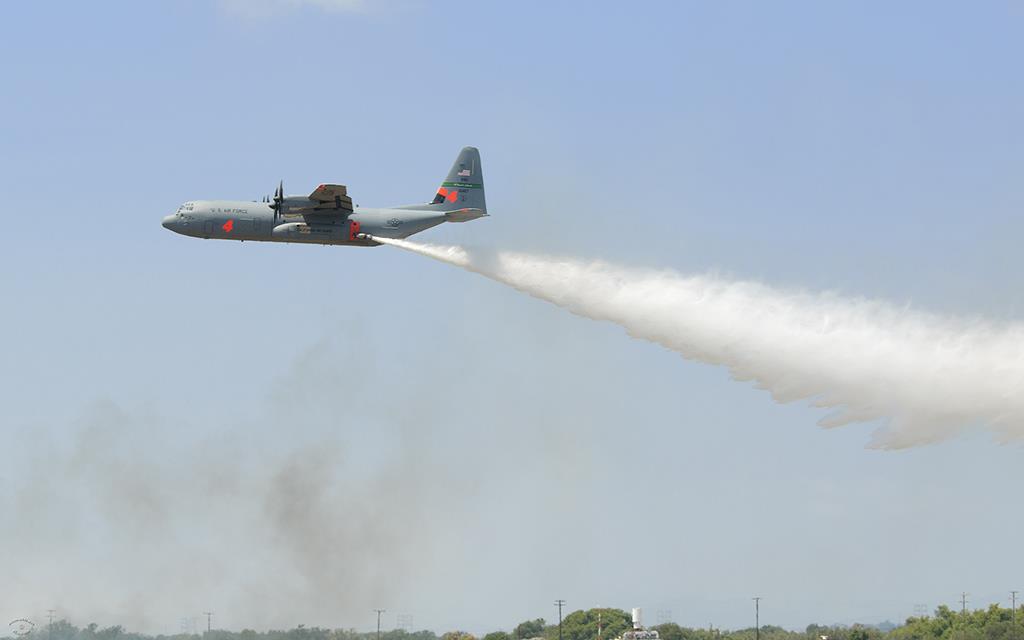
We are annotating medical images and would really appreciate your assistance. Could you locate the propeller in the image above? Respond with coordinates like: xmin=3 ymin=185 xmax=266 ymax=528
xmin=269 ymin=180 xmax=284 ymax=221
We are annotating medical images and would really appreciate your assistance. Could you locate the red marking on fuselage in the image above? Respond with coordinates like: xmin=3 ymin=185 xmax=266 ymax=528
xmin=222 ymin=219 xmax=234 ymax=233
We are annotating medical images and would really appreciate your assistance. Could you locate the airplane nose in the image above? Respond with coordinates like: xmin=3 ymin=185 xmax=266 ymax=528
xmin=162 ymin=214 xmax=175 ymax=230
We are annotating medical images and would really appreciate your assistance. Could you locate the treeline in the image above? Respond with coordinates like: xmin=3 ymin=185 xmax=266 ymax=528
xmin=7 ymin=605 xmax=1024 ymax=640
xmin=2 ymin=622 xmax=438 ymax=640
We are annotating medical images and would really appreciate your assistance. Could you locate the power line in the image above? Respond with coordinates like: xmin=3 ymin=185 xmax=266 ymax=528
xmin=555 ymin=600 xmax=566 ymax=640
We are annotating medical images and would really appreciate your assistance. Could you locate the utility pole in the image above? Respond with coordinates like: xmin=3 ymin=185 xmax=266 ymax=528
xmin=204 ymin=612 xmax=213 ymax=634
xmin=598 ymin=612 xmax=603 ymax=640
xmin=47 ymin=610 xmax=56 ymax=640
xmin=374 ymin=609 xmax=386 ymax=640
xmin=1012 ymin=592 xmax=1018 ymax=637
xmin=753 ymin=598 xmax=761 ymax=640
xmin=958 ymin=593 xmax=969 ymax=640
xmin=555 ymin=600 xmax=566 ymax=640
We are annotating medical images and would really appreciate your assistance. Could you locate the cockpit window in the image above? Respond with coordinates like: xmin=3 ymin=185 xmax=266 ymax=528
xmin=176 ymin=202 xmax=197 ymax=221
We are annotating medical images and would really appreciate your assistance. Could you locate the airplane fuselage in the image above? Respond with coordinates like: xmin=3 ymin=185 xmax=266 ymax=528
xmin=162 ymin=146 xmax=487 ymax=246
xmin=161 ymin=200 xmax=448 ymax=246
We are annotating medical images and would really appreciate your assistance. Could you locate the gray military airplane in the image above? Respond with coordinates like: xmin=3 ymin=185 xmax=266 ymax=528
xmin=161 ymin=147 xmax=486 ymax=246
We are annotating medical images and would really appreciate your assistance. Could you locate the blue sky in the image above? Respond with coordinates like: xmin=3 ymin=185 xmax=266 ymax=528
xmin=1 ymin=0 xmax=1022 ymax=635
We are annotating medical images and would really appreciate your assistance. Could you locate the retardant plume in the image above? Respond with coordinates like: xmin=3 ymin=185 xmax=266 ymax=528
xmin=372 ymin=236 xmax=1024 ymax=449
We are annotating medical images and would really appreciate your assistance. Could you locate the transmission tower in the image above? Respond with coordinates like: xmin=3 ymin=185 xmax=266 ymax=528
xmin=396 ymin=615 xmax=413 ymax=633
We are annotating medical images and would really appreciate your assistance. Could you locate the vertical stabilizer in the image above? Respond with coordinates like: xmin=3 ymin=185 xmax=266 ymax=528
xmin=428 ymin=146 xmax=486 ymax=213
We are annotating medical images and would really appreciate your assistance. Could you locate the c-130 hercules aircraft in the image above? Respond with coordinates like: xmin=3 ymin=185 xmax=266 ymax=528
xmin=161 ymin=147 xmax=486 ymax=245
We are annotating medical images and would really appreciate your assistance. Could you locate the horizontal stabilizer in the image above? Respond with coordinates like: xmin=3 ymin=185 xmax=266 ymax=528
xmin=444 ymin=207 xmax=488 ymax=222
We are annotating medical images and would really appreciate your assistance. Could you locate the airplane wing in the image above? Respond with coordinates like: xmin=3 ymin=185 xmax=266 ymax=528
xmin=309 ymin=184 xmax=354 ymax=213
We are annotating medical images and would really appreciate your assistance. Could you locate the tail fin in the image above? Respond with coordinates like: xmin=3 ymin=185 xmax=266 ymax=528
xmin=429 ymin=146 xmax=486 ymax=214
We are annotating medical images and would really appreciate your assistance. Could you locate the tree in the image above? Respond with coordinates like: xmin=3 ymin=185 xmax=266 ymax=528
xmin=515 ymin=621 xmax=546 ymax=640
xmin=653 ymin=623 xmax=700 ymax=640
xmin=545 ymin=609 xmax=630 ymax=640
